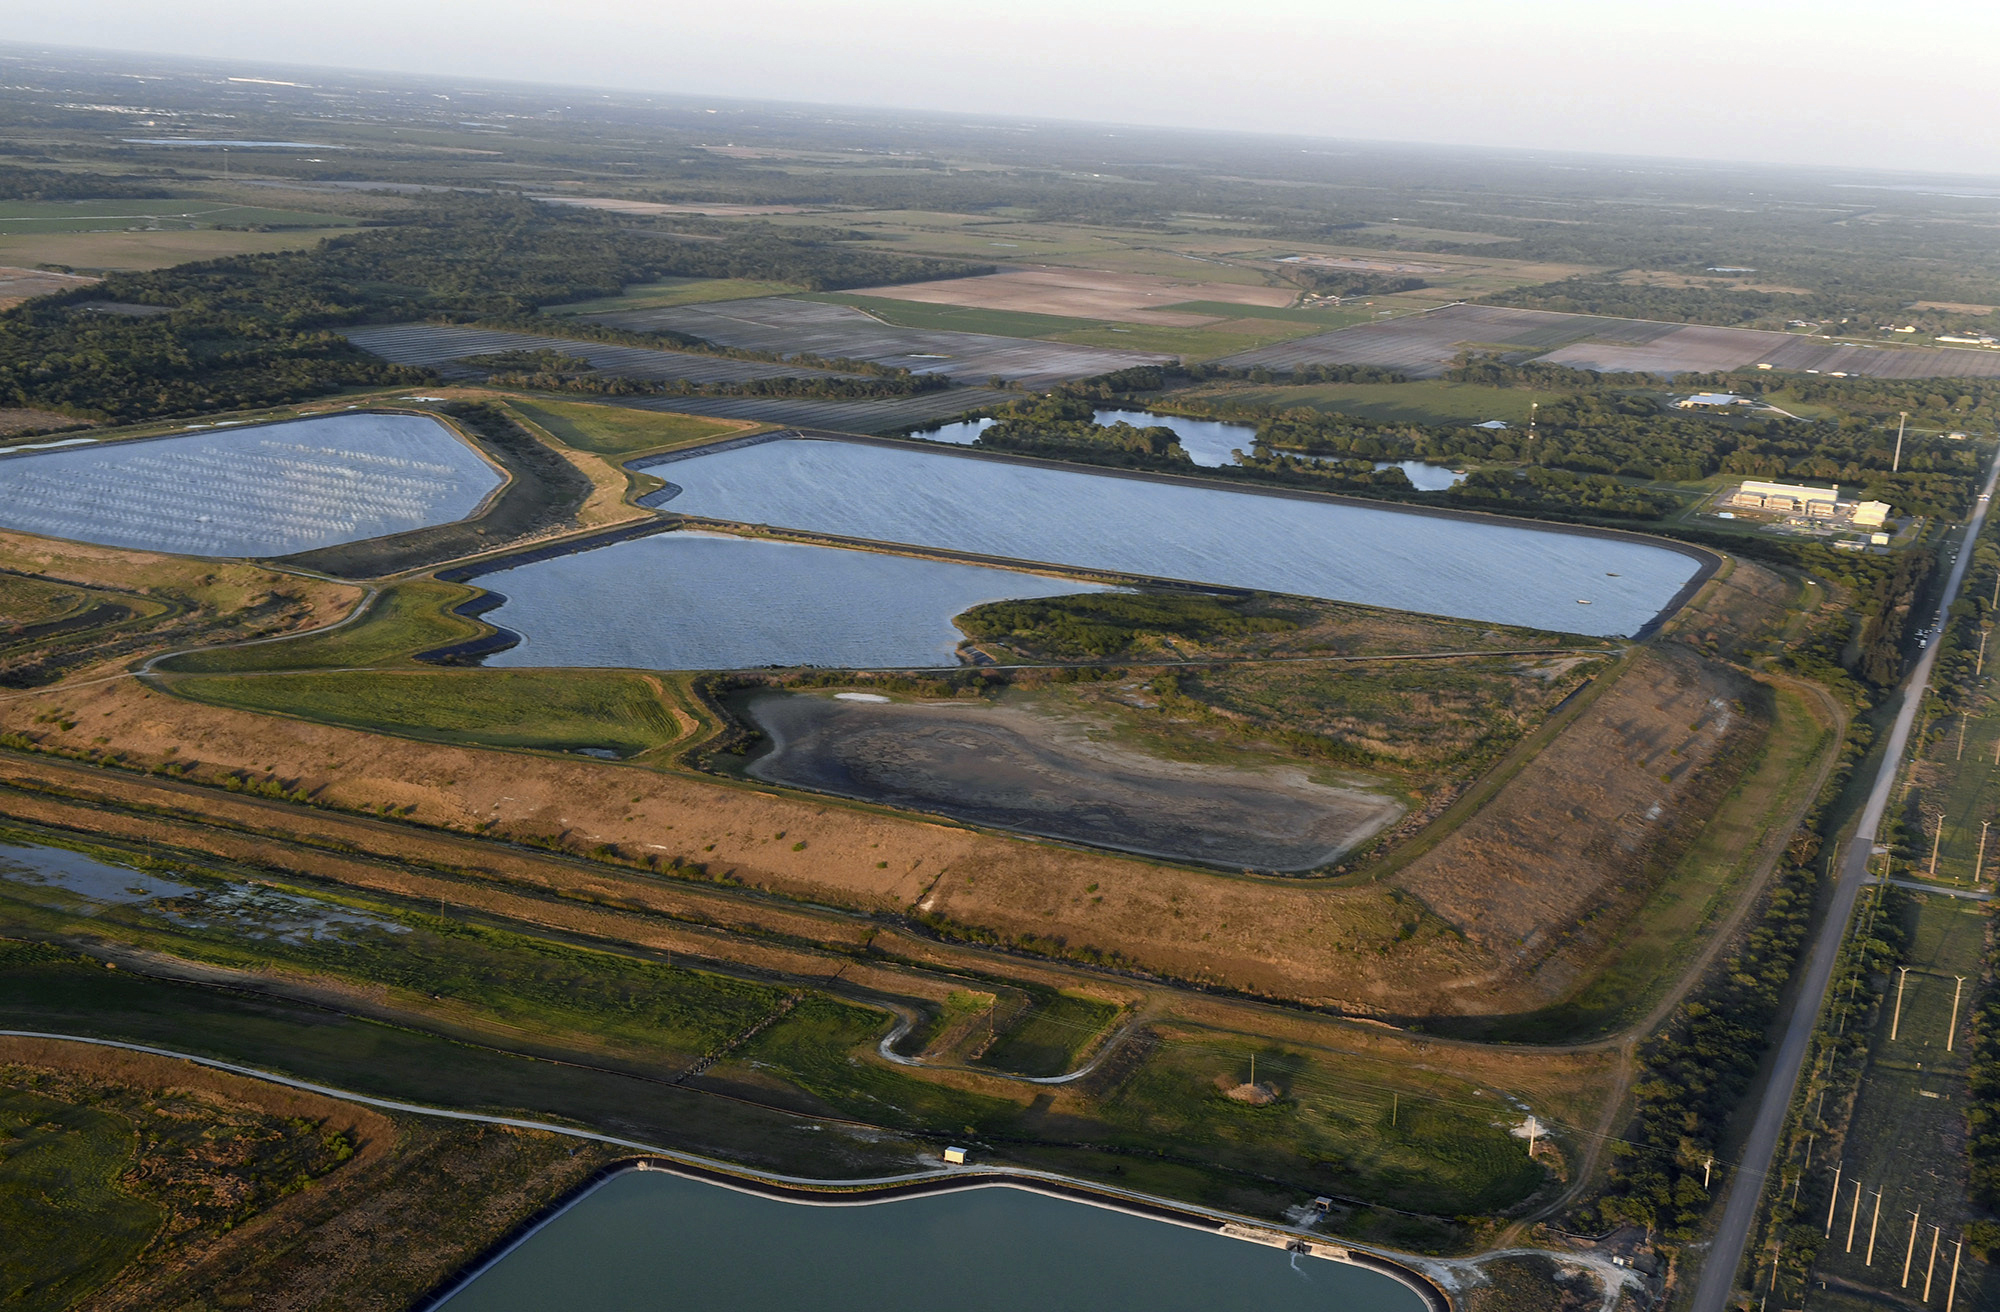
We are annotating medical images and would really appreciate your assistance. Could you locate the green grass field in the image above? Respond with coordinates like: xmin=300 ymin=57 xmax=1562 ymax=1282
xmin=0 ymin=1089 xmax=157 ymax=1312
xmin=0 ymin=200 xmax=357 ymax=234
xmin=157 ymin=580 xmax=477 ymax=675
xmin=546 ymin=278 xmax=805 ymax=315
xmin=1202 ymin=380 xmax=1561 ymax=425
xmin=505 ymin=397 xmax=751 ymax=456
xmin=976 ymin=991 xmax=1121 ymax=1078
xmin=166 ymin=668 xmax=690 ymax=757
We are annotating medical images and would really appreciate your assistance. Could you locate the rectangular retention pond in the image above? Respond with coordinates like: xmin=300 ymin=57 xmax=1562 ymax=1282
xmin=436 ymin=1169 xmax=1429 ymax=1312
xmin=479 ymin=531 xmax=1108 ymax=670
xmin=640 ymin=437 xmax=1703 ymax=637
xmin=0 ymin=412 xmax=503 ymax=558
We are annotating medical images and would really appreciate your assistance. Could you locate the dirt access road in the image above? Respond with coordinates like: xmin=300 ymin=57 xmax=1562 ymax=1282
xmin=1689 ymin=453 xmax=1999 ymax=1312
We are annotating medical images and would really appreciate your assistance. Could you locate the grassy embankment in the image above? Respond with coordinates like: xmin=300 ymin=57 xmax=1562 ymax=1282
xmin=159 ymin=579 xmax=711 ymax=758
xmin=1476 ymin=679 xmax=1838 ymax=1041
xmin=0 ymin=819 xmax=1556 ymax=1250
xmin=504 ymin=395 xmax=758 ymax=456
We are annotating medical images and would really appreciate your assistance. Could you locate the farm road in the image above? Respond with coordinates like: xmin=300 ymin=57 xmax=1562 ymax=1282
xmin=1689 ymin=452 xmax=2000 ymax=1312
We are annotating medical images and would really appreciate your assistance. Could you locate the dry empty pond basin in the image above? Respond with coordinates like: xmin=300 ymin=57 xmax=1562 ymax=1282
xmin=0 ymin=412 xmax=502 ymax=557
xmin=741 ymin=690 xmax=1401 ymax=869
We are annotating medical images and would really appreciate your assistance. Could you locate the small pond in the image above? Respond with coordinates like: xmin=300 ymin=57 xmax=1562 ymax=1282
xmin=640 ymin=437 xmax=1700 ymax=637
xmin=437 ymin=1170 xmax=1427 ymax=1312
xmin=0 ymin=412 xmax=502 ymax=558
xmin=479 ymin=531 xmax=1108 ymax=670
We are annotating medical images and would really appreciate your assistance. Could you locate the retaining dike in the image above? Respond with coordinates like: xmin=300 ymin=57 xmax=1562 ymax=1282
xmin=412 ymin=1157 xmax=1453 ymax=1312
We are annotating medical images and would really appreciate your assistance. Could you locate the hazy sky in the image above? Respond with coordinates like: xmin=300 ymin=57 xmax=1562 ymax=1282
xmin=16 ymin=0 xmax=2000 ymax=174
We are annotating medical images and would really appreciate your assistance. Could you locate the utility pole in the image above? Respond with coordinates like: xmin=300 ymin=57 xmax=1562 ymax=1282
xmin=1958 ymin=716 xmax=1969 ymax=761
xmin=1892 ymin=966 xmax=1912 ymax=1040
xmin=1931 ymin=813 xmax=1944 ymax=874
xmin=1982 ymin=820 xmax=1993 ymax=882
xmin=1866 ymin=1190 xmax=1883 ymax=1265
xmin=1526 ymin=1116 xmax=1540 ymax=1158
xmin=1904 ymin=1208 xmax=1922 ymax=1288
xmin=1946 ymin=1238 xmax=1964 ymax=1312
xmin=1846 ymin=1177 xmax=1863 ymax=1252
xmin=1391 ymin=1092 xmax=1397 ymax=1127
xmin=1827 ymin=1161 xmax=1843 ymax=1236
xmin=1924 ymin=1224 xmax=1942 ymax=1301
xmin=1949 ymin=976 xmax=1966 ymax=1052
xmin=1704 ymin=1156 xmax=1714 ymax=1189
xmin=1894 ymin=411 xmax=1907 ymax=472
xmin=1981 ymin=627 xmax=1991 ymax=675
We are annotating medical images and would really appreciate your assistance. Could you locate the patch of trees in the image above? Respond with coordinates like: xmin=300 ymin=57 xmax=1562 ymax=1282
xmin=0 ymin=165 xmax=172 ymax=201
xmin=956 ymin=592 xmax=1295 ymax=658
xmin=0 ymin=194 xmax=985 ymax=423
xmin=1446 ymin=468 xmax=1677 ymax=520
xmin=1283 ymin=267 xmax=1427 ymax=297
xmin=977 ymin=395 xmax=1191 ymax=467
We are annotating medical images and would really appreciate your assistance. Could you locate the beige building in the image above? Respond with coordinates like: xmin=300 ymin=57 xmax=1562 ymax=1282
xmin=1727 ymin=481 xmax=1841 ymax=515
xmin=1852 ymin=501 xmax=1892 ymax=530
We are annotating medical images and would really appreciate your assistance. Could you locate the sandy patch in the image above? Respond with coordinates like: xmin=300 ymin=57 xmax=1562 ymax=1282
xmin=0 ymin=264 xmax=98 ymax=309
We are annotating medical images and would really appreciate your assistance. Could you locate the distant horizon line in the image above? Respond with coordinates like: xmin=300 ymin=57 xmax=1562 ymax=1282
xmin=5 ymin=36 xmax=2000 ymax=187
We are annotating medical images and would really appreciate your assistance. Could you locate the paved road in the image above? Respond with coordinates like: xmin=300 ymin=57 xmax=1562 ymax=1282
xmin=1690 ymin=457 xmax=2000 ymax=1311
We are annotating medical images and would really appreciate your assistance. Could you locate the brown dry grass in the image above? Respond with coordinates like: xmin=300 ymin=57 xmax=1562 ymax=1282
xmin=0 ymin=265 xmax=98 ymax=309
xmin=1394 ymin=644 xmax=1766 ymax=1010
xmin=0 ymin=409 xmax=86 ymax=436
xmin=0 ymin=641 xmax=1781 ymax=1023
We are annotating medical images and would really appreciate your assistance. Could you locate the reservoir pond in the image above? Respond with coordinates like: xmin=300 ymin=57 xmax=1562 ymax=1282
xmin=481 ymin=531 xmax=1107 ymax=670
xmin=0 ymin=413 xmax=502 ymax=558
xmin=438 ymin=1170 xmax=1426 ymax=1312
xmin=643 ymin=437 xmax=1698 ymax=636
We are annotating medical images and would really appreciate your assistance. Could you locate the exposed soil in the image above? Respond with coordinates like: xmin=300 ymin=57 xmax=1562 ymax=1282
xmin=0 ymin=265 xmax=98 ymax=310
xmin=738 ymin=691 xmax=1401 ymax=871
xmin=0 ymin=408 xmax=85 ymax=437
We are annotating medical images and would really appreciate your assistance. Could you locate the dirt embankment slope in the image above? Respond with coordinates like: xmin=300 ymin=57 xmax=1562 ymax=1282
xmin=1394 ymin=643 xmax=1766 ymax=1009
xmin=0 ymin=552 xmax=1805 ymax=1020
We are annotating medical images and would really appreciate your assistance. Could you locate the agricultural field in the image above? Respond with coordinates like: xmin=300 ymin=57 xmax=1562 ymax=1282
xmin=0 ymin=227 xmax=350 ymax=271
xmin=0 ymin=198 xmax=358 ymax=235
xmin=1220 ymin=301 xmax=2000 ymax=381
xmin=582 ymin=296 xmax=1174 ymax=388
